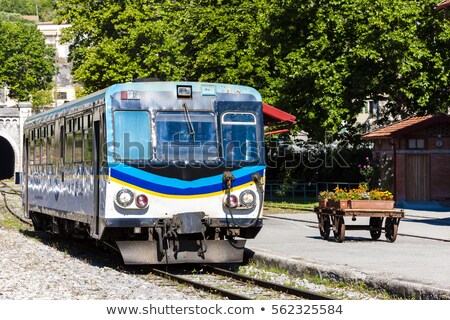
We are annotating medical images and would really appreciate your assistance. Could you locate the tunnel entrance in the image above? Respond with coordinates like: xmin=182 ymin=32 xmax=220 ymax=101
xmin=0 ymin=136 xmax=15 ymax=180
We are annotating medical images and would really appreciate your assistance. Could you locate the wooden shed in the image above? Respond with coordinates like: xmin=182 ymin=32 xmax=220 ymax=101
xmin=362 ymin=114 xmax=450 ymax=204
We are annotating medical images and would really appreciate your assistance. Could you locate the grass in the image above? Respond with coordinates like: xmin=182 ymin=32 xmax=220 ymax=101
xmin=0 ymin=209 xmax=31 ymax=231
xmin=240 ymin=260 xmax=397 ymax=300
xmin=264 ymin=200 xmax=318 ymax=212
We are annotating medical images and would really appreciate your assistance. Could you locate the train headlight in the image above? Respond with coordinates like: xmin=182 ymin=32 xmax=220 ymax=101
xmin=225 ymin=194 xmax=238 ymax=208
xmin=240 ymin=190 xmax=256 ymax=207
xmin=135 ymin=194 xmax=149 ymax=209
xmin=116 ymin=189 xmax=134 ymax=207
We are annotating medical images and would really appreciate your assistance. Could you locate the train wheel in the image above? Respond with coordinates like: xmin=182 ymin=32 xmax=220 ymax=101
xmin=29 ymin=212 xmax=46 ymax=231
xmin=319 ymin=215 xmax=331 ymax=240
xmin=385 ymin=218 xmax=398 ymax=243
xmin=333 ymin=216 xmax=345 ymax=243
xmin=369 ymin=217 xmax=383 ymax=240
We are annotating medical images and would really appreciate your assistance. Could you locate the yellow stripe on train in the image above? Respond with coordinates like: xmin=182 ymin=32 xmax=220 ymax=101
xmin=109 ymin=177 xmax=256 ymax=199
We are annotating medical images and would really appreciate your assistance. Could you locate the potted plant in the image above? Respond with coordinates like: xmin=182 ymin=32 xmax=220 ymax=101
xmin=328 ymin=187 xmax=349 ymax=209
xmin=318 ymin=190 xmax=333 ymax=207
xmin=318 ymin=185 xmax=395 ymax=210
xmin=348 ymin=186 xmax=394 ymax=210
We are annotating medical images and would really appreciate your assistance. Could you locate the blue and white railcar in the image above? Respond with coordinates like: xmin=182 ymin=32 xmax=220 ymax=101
xmin=23 ymin=80 xmax=265 ymax=264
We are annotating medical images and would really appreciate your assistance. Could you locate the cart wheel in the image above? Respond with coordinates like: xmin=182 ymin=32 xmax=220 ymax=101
xmin=369 ymin=217 xmax=383 ymax=240
xmin=385 ymin=218 xmax=398 ymax=243
xmin=333 ymin=216 xmax=345 ymax=243
xmin=319 ymin=215 xmax=331 ymax=240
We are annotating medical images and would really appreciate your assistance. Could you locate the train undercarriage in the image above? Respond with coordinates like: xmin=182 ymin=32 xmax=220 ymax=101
xmin=29 ymin=211 xmax=262 ymax=264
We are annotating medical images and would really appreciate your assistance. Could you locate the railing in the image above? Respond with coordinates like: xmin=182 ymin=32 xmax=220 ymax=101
xmin=264 ymin=181 xmax=360 ymax=202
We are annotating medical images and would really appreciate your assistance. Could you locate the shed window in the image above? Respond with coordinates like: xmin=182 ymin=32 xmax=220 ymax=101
xmin=408 ymin=138 xmax=425 ymax=149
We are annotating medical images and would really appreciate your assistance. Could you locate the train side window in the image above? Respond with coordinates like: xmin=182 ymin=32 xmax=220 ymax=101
xmin=29 ymin=139 xmax=35 ymax=166
xmin=84 ymin=129 xmax=93 ymax=162
xmin=35 ymin=137 xmax=41 ymax=165
xmin=65 ymin=119 xmax=74 ymax=164
xmin=47 ymin=124 xmax=54 ymax=164
xmin=73 ymin=117 xmax=82 ymax=163
xmin=83 ymin=113 xmax=93 ymax=162
xmin=66 ymin=133 xmax=73 ymax=163
xmin=74 ymin=131 xmax=83 ymax=163
xmin=221 ymin=113 xmax=259 ymax=162
xmin=41 ymin=135 xmax=47 ymax=164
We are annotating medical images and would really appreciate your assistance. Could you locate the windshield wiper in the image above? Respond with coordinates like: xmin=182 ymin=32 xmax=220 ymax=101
xmin=182 ymin=102 xmax=196 ymax=138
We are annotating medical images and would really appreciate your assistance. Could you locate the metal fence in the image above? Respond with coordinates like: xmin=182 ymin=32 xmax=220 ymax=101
xmin=264 ymin=180 xmax=360 ymax=202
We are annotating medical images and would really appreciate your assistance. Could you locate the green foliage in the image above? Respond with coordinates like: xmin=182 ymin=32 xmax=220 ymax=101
xmin=32 ymin=89 xmax=54 ymax=109
xmin=55 ymin=0 xmax=450 ymax=139
xmin=0 ymin=0 xmax=56 ymax=21
xmin=0 ymin=11 xmax=28 ymax=22
xmin=0 ymin=20 xmax=55 ymax=100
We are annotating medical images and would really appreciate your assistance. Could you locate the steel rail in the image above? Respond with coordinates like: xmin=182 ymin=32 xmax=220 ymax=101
xmin=150 ymin=267 xmax=251 ymax=300
xmin=203 ymin=265 xmax=333 ymax=300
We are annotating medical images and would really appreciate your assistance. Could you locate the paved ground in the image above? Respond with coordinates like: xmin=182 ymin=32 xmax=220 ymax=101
xmin=246 ymin=209 xmax=450 ymax=299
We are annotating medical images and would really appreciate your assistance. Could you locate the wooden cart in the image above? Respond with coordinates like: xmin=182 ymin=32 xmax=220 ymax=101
xmin=314 ymin=207 xmax=404 ymax=243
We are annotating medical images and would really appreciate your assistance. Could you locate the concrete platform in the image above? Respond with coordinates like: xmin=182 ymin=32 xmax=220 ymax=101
xmin=245 ymin=209 xmax=450 ymax=299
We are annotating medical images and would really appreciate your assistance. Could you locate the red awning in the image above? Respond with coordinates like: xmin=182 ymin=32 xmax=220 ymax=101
xmin=262 ymin=103 xmax=296 ymax=126
xmin=262 ymin=103 xmax=296 ymax=136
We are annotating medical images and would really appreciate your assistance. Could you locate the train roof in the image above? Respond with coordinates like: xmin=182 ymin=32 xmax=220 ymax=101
xmin=24 ymin=81 xmax=262 ymax=127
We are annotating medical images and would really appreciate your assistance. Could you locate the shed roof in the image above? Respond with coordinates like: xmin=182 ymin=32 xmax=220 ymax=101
xmin=436 ymin=0 xmax=450 ymax=10
xmin=263 ymin=103 xmax=297 ymax=126
xmin=362 ymin=114 xmax=450 ymax=140
xmin=262 ymin=103 xmax=297 ymax=136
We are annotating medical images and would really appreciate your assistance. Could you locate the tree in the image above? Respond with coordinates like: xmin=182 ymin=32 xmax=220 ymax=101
xmin=0 ymin=0 xmax=57 ymax=21
xmin=264 ymin=0 xmax=450 ymax=139
xmin=55 ymin=0 xmax=450 ymax=140
xmin=0 ymin=20 xmax=55 ymax=100
xmin=32 ymin=88 xmax=54 ymax=110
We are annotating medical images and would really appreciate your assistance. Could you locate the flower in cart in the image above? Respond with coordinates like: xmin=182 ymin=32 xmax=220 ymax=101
xmin=348 ymin=184 xmax=369 ymax=200
xmin=369 ymin=189 xmax=394 ymax=201
xmin=331 ymin=187 xmax=348 ymax=200
xmin=318 ymin=190 xmax=334 ymax=200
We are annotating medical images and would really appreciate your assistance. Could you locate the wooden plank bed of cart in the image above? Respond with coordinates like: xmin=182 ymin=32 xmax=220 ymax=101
xmin=314 ymin=207 xmax=404 ymax=243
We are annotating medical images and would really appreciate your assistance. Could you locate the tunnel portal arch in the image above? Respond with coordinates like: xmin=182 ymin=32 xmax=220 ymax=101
xmin=0 ymin=133 xmax=20 ymax=180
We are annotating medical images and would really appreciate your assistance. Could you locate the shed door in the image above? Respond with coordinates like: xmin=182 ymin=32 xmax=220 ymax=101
xmin=406 ymin=154 xmax=430 ymax=201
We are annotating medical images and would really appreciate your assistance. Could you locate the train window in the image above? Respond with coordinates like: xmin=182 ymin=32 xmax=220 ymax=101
xmin=84 ymin=129 xmax=93 ymax=162
xmin=76 ymin=117 xmax=82 ymax=131
xmin=74 ymin=131 xmax=83 ymax=162
xmin=66 ymin=133 xmax=73 ymax=163
xmin=47 ymin=135 xmax=53 ymax=165
xmin=83 ymin=114 xmax=92 ymax=129
xmin=221 ymin=113 xmax=258 ymax=162
xmin=41 ymin=138 xmax=47 ymax=164
xmin=66 ymin=119 xmax=73 ymax=133
xmin=113 ymin=110 xmax=151 ymax=161
xmin=35 ymin=139 xmax=41 ymax=165
xmin=155 ymin=112 xmax=218 ymax=161
xmin=29 ymin=140 xmax=34 ymax=166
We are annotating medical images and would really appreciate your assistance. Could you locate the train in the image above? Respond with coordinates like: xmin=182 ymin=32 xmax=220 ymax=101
xmin=22 ymin=80 xmax=265 ymax=264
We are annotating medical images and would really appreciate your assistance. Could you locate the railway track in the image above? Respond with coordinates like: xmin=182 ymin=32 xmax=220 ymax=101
xmin=150 ymin=265 xmax=333 ymax=300
xmin=0 ymin=180 xmax=30 ymax=225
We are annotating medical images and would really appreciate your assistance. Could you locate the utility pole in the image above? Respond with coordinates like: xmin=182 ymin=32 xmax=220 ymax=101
xmin=35 ymin=1 xmax=39 ymax=20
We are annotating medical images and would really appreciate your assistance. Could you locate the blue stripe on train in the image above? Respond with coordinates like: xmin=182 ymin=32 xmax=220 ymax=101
xmin=109 ymin=164 xmax=265 ymax=196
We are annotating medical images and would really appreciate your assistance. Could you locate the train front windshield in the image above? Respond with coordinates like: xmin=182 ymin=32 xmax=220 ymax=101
xmin=156 ymin=112 xmax=218 ymax=162
xmin=113 ymin=110 xmax=260 ymax=163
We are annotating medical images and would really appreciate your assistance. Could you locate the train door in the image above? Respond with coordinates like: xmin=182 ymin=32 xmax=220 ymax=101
xmin=92 ymin=107 xmax=103 ymax=237
xmin=23 ymin=135 xmax=29 ymax=219
xmin=216 ymin=101 xmax=264 ymax=165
